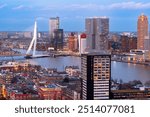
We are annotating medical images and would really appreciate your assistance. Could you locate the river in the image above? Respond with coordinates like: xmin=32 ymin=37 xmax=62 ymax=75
xmin=1 ymin=49 xmax=150 ymax=83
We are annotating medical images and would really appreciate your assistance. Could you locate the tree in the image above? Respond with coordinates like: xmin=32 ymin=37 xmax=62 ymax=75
xmin=128 ymin=80 xmax=143 ymax=87
xmin=119 ymin=79 xmax=123 ymax=84
xmin=111 ymin=42 xmax=121 ymax=50
xmin=63 ymin=77 xmax=69 ymax=83
xmin=145 ymin=80 xmax=150 ymax=87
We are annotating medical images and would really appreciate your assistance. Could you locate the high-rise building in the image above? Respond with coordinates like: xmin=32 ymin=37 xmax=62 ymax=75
xmin=85 ymin=17 xmax=109 ymax=51
xmin=79 ymin=33 xmax=87 ymax=54
xmin=137 ymin=14 xmax=149 ymax=49
xmin=81 ymin=52 xmax=111 ymax=100
xmin=120 ymin=35 xmax=137 ymax=52
xmin=68 ymin=33 xmax=78 ymax=52
xmin=144 ymin=36 xmax=150 ymax=51
xmin=129 ymin=36 xmax=137 ymax=51
xmin=49 ymin=17 xmax=59 ymax=46
xmin=53 ymin=29 xmax=64 ymax=51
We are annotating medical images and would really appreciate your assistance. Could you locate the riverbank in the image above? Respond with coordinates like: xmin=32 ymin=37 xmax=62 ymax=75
xmin=0 ymin=52 xmax=150 ymax=83
xmin=112 ymin=59 xmax=150 ymax=66
xmin=0 ymin=54 xmax=22 ymax=57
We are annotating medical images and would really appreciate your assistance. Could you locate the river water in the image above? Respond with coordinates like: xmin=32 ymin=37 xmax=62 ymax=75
xmin=1 ymin=49 xmax=150 ymax=83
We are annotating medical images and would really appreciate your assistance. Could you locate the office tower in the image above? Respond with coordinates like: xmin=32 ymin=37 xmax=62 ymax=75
xmin=53 ymin=29 xmax=64 ymax=51
xmin=68 ymin=33 xmax=78 ymax=52
xmin=144 ymin=36 xmax=150 ymax=51
xmin=120 ymin=35 xmax=137 ymax=52
xmin=129 ymin=36 xmax=137 ymax=51
xmin=81 ymin=52 xmax=111 ymax=100
xmin=49 ymin=17 xmax=59 ymax=46
xmin=85 ymin=17 xmax=109 ymax=51
xmin=137 ymin=14 xmax=149 ymax=50
xmin=79 ymin=33 xmax=87 ymax=54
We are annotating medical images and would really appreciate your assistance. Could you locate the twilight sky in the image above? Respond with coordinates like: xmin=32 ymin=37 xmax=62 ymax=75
xmin=0 ymin=0 xmax=150 ymax=31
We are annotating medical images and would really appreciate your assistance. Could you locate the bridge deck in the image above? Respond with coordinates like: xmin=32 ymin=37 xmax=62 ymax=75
xmin=24 ymin=54 xmax=52 ymax=59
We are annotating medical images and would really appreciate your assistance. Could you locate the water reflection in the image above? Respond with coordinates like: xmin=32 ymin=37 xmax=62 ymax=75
xmin=1 ymin=49 xmax=150 ymax=83
xmin=111 ymin=61 xmax=150 ymax=83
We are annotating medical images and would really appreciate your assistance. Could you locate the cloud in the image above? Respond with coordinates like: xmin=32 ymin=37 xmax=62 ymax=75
xmin=41 ymin=2 xmax=150 ymax=11
xmin=109 ymin=2 xmax=150 ymax=9
xmin=36 ymin=17 xmax=48 ymax=21
xmin=41 ymin=4 xmax=101 ymax=11
xmin=13 ymin=5 xmax=32 ymax=10
xmin=69 ymin=2 xmax=150 ymax=10
xmin=13 ymin=5 xmax=25 ymax=10
xmin=0 ymin=3 xmax=7 ymax=9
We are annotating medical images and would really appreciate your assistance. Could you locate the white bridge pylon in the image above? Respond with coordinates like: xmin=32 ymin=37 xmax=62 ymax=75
xmin=25 ymin=21 xmax=50 ymax=59
xmin=26 ymin=21 xmax=37 ymax=57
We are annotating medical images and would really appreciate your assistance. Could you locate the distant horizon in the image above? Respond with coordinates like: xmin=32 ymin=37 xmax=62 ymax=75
xmin=0 ymin=0 xmax=150 ymax=31
xmin=0 ymin=30 xmax=138 ymax=33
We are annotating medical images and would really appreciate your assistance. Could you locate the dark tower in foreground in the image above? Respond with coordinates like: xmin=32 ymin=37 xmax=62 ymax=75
xmin=81 ymin=52 xmax=111 ymax=100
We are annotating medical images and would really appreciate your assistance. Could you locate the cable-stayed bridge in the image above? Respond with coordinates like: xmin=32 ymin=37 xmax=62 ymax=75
xmin=25 ymin=21 xmax=50 ymax=59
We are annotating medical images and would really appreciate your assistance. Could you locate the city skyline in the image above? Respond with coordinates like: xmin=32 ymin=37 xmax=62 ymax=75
xmin=0 ymin=1 xmax=150 ymax=100
xmin=0 ymin=0 xmax=150 ymax=31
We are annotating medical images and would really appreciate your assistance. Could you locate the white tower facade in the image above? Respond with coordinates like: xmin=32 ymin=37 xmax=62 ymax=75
xmin=79 ymin=33 xmax=87 ymax=54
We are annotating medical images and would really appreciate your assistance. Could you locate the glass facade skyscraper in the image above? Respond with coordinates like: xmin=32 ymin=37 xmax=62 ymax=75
xmin=85 ymin=17 xmax=109 ymax=51
xmin=49 ymin=17 xmax=60 ymax=46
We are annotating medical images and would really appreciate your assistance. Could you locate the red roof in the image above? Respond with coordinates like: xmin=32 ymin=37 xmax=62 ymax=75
xmin=80 ymin=33 xmax=86 ymax=38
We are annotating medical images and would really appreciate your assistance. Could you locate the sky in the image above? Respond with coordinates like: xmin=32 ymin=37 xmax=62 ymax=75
xmin=0 ymin=0 xmax=150 ymax=32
